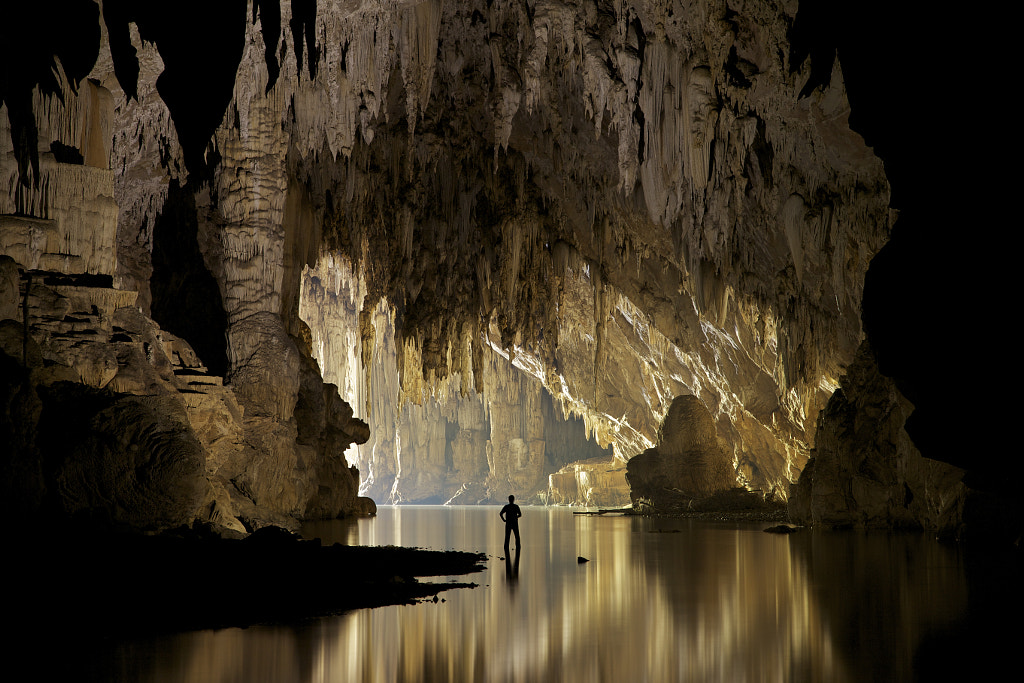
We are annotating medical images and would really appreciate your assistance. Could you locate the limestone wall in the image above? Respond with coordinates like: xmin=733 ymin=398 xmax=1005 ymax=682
xmin=0 ymin=16 xmax=372 ymax=532
xmin=4 ymin=0 xmax=897 ymax=518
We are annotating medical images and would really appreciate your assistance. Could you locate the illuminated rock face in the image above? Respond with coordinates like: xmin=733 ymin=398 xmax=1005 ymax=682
xmin=4 ymin=0 xmax=896 ymax=518
xmin=282 ymin=0 xmax=890 ymax=504
xmin=626 ymin=394 xmax=736 ymax=507
xmin=301 ymin=258 xmax=614 ymax=504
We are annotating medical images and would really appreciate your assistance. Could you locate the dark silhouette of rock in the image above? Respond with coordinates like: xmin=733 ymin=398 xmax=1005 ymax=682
xmin=789 ymin=342 xmax=965 ymax=534
xmin=8 ymin=523 xmax=487 ymax=641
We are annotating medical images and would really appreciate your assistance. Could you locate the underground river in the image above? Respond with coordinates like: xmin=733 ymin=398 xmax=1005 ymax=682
xmin=90 ymin=505 xmax=1010 ymax=682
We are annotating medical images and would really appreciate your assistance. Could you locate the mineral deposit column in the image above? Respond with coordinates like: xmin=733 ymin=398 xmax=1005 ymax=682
xmin=201 ymin=19 xmax=310 ymax=516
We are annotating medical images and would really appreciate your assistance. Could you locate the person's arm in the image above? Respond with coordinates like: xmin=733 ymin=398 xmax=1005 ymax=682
xmin=500 ymin=507 xmax=506 ymax=522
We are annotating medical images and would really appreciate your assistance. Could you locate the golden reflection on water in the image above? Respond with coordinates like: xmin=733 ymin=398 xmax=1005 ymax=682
xmin=115 ymin=507 xmax=969 ymax=683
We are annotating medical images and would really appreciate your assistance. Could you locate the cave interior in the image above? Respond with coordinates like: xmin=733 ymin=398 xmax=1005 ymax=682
xmin=0 ymin=0 xmax=1017 ymax=542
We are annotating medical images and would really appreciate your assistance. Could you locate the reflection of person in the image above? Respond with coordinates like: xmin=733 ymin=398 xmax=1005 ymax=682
xmin=505 ymin=543 xmax=520 ymax=588
xmin=500 ymin=494 xmax=522 ymax=551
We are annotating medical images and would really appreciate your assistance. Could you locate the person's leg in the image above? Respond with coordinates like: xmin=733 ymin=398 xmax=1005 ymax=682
xmin=504 ymin=525 xmax=511 ymax=550
xmin=512 ymin=525 xmax=520 ymax=549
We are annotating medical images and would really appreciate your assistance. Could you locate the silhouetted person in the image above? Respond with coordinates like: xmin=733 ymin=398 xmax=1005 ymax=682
xmin=500 ymin=494 xmax=522 ymax=551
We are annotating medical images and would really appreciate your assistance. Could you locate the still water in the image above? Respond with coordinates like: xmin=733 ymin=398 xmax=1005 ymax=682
xmin=103 ymin=506 xmax=979 ymax=682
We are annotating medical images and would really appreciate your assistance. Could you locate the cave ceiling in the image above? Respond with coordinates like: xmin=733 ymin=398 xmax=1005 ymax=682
xmin=3 ymin=0 xmax=898 ymax=503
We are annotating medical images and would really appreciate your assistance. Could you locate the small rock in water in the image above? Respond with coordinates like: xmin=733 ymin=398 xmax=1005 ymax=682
xmin=577 ymin=556 xmax=589 ymax=563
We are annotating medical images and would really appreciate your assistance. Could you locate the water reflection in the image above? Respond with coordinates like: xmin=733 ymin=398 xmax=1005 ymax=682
xmin=100 ymin=506 xmax=975 ymax=682
xmin=505 ymin=548 xmax=521 ymax=589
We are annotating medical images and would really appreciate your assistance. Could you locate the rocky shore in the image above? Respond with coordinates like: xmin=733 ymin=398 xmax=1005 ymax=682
xmin=10 ymin=524 xmax=488 ymax=640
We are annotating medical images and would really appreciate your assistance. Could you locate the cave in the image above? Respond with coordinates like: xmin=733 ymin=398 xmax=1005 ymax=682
xmin=1 ymin=0 xmax=1018 ymax=679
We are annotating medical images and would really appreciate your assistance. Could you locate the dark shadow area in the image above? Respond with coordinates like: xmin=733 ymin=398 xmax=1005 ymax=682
xmin=788 ymin=9 xmax=1018 ymax=675
xmin=290 ymin=0 xmax=319 ymax=81
xmin=253 ymin=0 xmax=282 ymax=93
xmin=791 ymin=0 xmax=1016 ymax=516
xmin=102 ymin=0 xmax=247 ymax=177
xmin=49 ymin=140 xmax=84 ymax=164
xmin=9 ymin=524 xmax=487 ymax=681
xmin=912 ymin=540 xmax=1023 ymax=681
xmin=779 ymin=528 xmax=1022 ymax=683
xmin=150 ymin=180 xmax=229 ymax=376
xmin=0 ymin=366 xmax=207 ymax=532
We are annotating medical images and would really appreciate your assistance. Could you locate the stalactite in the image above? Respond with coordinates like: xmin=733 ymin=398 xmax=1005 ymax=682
xmin=1 ymin=0 xmax=895 ymax=512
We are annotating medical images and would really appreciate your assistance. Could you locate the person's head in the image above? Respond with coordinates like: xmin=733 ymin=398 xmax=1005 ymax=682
xmin=508 ymin=495 xmax=515 ymax=503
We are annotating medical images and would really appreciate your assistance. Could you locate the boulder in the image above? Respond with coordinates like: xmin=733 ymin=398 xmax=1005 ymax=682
xmin=547 ymin=456 xmax=630 ymax=507
xmin=626 ymin=395 xmax=736 ymax=510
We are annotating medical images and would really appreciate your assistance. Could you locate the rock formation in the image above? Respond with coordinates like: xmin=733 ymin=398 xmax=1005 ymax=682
xmin=781 ymin=2 xmax=1018 ymax=538
xmin=301 ymin=257 xmax=616 ymax=504
xmin=626 ymin=394 xmax=737 ymax=509
xmin=789 ymin=342 xmax=966 ymax=532
xmin=0 ymin=5 xmax=373 ymax=532
xmin=16 ymin=0 xmax=990 ymax=529
xmin=271 ymin=0 xmax=891 ymax=507
xmin=0 ymin=244 xmax=371 ymax=532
